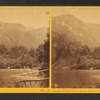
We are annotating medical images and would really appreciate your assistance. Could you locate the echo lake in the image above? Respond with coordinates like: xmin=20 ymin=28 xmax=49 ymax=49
xmin=52 ymin=69 xmax=100 ymax=88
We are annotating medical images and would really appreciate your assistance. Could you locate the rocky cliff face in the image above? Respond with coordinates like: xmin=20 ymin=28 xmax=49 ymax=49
xmin=52 ymin=14 xmax=100 ymax=48
xmin=0 ymin=21 xmax=48 ymax=48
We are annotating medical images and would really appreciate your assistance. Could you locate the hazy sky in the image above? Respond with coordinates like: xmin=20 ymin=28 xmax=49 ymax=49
xmin=0 ymin=8 xmax=49 ymax=29
xmin=52 ymin=8 xmax=100 ymax=24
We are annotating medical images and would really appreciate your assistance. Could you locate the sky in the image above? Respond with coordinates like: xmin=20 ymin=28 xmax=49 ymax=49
xmin=0 ymin=7 xmax=49 ymax=29
xmin=52 ymin=8 xmax=100 ymax=24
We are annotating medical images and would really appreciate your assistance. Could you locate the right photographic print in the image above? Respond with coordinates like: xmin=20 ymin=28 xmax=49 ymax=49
xmin=52 ymin=8 xmax=100 ymax=88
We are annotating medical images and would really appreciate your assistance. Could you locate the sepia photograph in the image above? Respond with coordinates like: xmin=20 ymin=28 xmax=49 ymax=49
xmin=52 ymin=8 xmax=100 ymax=88
xmin=0 ymin=8 xmax=50 ymax=88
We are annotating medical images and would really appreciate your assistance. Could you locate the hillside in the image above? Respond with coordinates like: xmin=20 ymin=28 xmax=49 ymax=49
xmin=0 ymin=21 xmax=48 ymax=48
xmin=52 ymin=14 xmax=100 ymax=48
xmin=52 ymin=14 xmax=100 ymax=69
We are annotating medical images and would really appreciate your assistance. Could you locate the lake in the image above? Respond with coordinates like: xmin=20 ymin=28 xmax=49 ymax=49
xmin=52 ymin=69 xmax=100 ymax=88
xmin=0 ymin=69 xmax=49 ymax=88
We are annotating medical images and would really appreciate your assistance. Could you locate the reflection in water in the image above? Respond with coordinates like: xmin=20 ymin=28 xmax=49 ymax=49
xmin=52 ymin=70 xmax=100 ymax=88
xmin=0 ymin=69 xmax=49 ymax=88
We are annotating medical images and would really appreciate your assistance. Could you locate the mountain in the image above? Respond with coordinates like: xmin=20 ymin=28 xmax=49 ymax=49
xmin=52 ymin=14 xmax=100 ymax=48
xmin=0 ymin=21 xmax=48 ymax=48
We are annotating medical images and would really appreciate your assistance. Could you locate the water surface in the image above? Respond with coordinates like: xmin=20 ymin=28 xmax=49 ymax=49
xmin=52 ymin=69 xmax=100 ymax=88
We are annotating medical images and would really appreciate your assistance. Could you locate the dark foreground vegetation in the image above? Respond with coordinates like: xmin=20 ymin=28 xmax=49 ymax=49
xmin=52 ymin=33 xmax=100 ymax=69
xmin=0 ymin=32 xmax=49 ymax=70
xmin=0 ymin=29 xmax=50 ymax=88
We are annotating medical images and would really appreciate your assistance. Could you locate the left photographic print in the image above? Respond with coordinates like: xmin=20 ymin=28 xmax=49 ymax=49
xmin=0 ymin=7 xmax=50 ymax=88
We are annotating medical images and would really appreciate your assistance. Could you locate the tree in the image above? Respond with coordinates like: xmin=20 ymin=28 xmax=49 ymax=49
xmin=0 ymin=45 xmax=7 ymax=55
xmin=28 ymin=48 xmax=35 ymax=57
xmin=10 ymin=46 xmax=28 ymax=58
xmin=43 ymin=32 xmax=49 ymax=66
xmin=94 ymin=46 xmax=100 ymax=59
xmin=82 ymin=45 xmax=90 ymax=55
xmin=36 ymin=29 xmax=50 ymax=68
xmin=36 ymin=44 xmax=44 ymax=63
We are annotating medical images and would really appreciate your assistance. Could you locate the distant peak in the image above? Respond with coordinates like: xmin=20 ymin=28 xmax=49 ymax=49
xmin=59 ymin=14 xmax=78 ymax=19
xmin=61 ymin=14 xmax=75 ymax=17
xmin=53 ymin=14 xmax=84 ymax=23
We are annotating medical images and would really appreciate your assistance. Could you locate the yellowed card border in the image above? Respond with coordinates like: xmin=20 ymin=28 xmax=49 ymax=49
xmin=0 ymin=6 xmax=100 ymax=93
